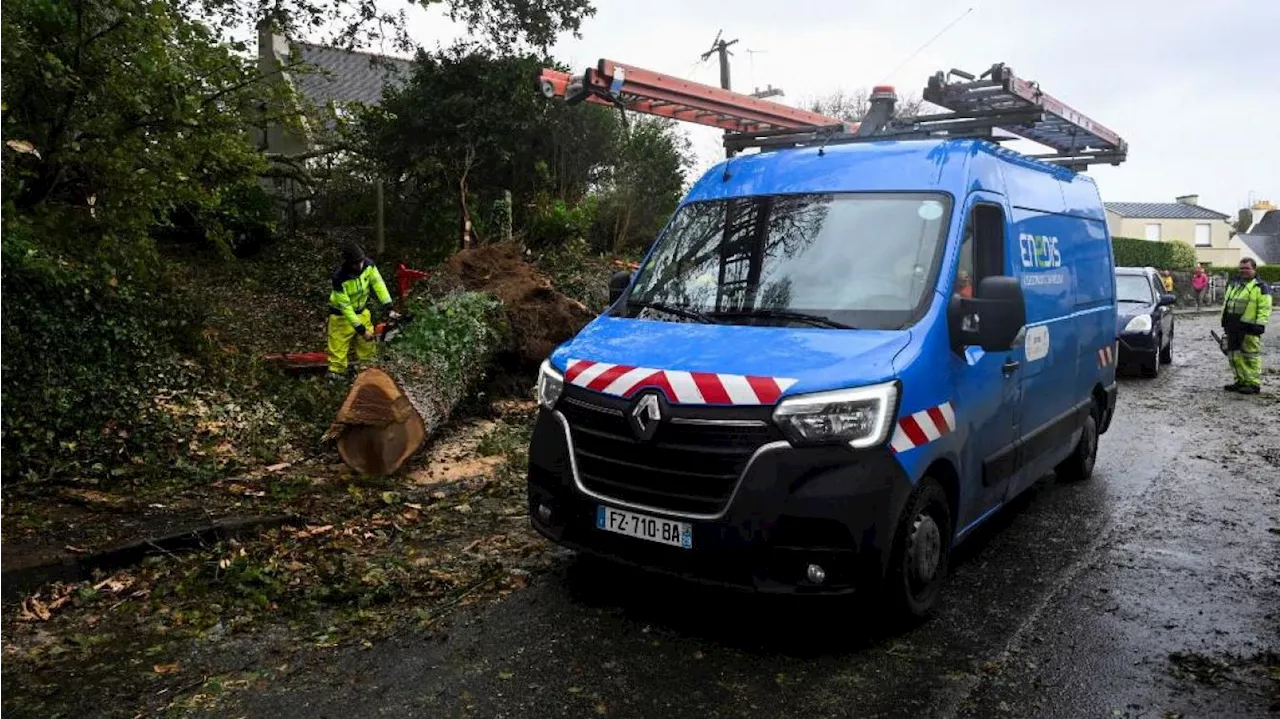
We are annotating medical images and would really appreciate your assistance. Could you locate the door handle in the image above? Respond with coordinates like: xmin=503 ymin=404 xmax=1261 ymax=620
xmin=1002 ymin=359 xmax=1020 ymax=376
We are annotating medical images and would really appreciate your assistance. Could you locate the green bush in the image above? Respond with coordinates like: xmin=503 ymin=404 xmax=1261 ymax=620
xmin=1111 ymin=236 xmax=1196 ymax=270
xmin=1166 ymin=240 xmax=1197 ymax=270
xmin=1 ymin=229 xmax=205 ymax=485
xmin=527 ymin=195 xmax=597 ymax=248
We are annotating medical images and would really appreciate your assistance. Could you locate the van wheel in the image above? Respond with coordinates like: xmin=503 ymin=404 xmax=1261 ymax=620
xmin=1056 ymin=410 xmax=1098 ymax=482
xmin=884 ymin=477 xmax=951 ymax=619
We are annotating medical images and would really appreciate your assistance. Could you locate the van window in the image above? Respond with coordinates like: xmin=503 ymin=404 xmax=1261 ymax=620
xmin=954 ymin=204 xmax=1006 ymax=299
xmin=624 ymin=192 xmax=953 ymax=330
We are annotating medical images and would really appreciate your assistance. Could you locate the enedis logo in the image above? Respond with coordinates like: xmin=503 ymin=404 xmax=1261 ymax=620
xmin=1019 ymin=233 xmax=1062 ymax=269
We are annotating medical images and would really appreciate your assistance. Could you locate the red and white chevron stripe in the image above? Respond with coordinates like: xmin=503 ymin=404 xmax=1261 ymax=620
xmin=889 ymin=401 xmax=956 ymax=454
xmin=1096 ymin=342 xmax=1117 ymax=368
xmin=564 ymin=359 xmax=798 ymax=405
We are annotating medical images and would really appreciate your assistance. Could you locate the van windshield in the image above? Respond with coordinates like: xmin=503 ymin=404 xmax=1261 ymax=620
xmin=622 ymin=192 xmax=953 ymax=330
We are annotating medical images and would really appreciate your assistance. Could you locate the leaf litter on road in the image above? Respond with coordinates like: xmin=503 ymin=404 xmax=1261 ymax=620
xmin=3 ymin=405 xmax=552 ymax=716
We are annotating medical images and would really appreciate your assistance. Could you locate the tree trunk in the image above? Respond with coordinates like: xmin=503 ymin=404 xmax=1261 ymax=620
xmin=327 ymin=369 xmax=426 ymax=476
xmin=325 ymin=336 xmax=498 ymax=475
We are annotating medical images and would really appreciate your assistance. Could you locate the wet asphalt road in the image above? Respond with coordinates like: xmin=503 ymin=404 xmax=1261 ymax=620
xmin=225 ymin=313 xmax=1279 ymax=718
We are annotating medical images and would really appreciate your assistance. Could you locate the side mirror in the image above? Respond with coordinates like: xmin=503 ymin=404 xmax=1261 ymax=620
xmin=1158 ymin=293 xmax=1177 ymax=307
xmin=949 ymin=276 xmax=1026 ymax=352
xmin=609 ymin=270 xmax=633 ymax=305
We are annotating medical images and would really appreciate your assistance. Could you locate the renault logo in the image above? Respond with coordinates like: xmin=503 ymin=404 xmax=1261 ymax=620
xmin=628 ymin=393 xmax=664 ymax=441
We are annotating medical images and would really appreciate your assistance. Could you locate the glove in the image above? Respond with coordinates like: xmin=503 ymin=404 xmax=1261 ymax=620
xmin=1243 ymin=323 xmax=1265 ymax=336
xmin=388 ymin=309 xmax=402 ymax=320
xmin=354 ymin=324 xmax=370 ymax=338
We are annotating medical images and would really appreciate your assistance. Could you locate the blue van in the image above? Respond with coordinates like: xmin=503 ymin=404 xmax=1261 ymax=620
xmin=527 ymin=137 xmax=1119 ymax=616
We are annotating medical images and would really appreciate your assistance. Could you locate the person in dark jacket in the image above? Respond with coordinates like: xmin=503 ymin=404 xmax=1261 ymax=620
xmin=327 ymin=242 xmax=395 ymax=377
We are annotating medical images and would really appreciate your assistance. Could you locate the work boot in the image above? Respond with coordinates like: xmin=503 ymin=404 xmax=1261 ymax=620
xmin=1223 ymin=383 xmax=1242 ymax=392
xmin=1237 ymin=385 xmax=1261 ymax=395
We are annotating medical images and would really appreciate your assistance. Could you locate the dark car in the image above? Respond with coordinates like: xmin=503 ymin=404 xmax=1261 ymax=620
xmin=1115 ymin=266 xmax=1176 ymax=377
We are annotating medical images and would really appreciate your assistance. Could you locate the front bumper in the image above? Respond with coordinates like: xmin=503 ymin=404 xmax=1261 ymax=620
xmin=526 ymin=409 xmax=912 ymax=595
xmin=1117 ymin=331 xmax=1158 ymax=363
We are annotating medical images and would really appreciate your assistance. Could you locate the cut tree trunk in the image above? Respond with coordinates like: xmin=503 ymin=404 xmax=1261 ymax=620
xmin=325 ymin=311 xmax=501 ymax=476
xmin=326 ymin=368 xmax=428 ymax=476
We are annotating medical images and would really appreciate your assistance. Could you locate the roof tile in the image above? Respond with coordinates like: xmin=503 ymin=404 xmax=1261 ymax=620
xmin=1104 ymin=202 xmax=1230 ymax=220
xmin=291 ymin=42 xmax=412 ymax=108
xmin=1235 ymin=233 xmax=1280 ymax=265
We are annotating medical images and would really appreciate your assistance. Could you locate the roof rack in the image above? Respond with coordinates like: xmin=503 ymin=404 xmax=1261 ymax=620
xmin=536 ymin=60 xmax=851 ymax=134
xmin=537 ymin=60 xmax=1127 ymax=171
xmin=725 ymin=63 xmax=1127 ymax=169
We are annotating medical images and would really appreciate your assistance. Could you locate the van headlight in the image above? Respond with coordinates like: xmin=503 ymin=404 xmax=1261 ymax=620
xmin=537 ymin=359 xmax=565 ymax=410
xmin=1123 ymin=314 xmax=1153 ymax=333
xmin=772 ymin=381 xmax=899 ymax=448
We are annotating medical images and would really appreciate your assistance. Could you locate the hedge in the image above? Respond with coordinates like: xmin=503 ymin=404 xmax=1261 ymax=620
xmin=1111 ymin=236 xmax=1196 ymax=270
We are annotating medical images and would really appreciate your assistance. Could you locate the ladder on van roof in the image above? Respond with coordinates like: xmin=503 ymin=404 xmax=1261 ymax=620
xmin=536 ymin=60 xmax=1127 ymax=171
xmin=536 ymin=60 xmax=852 ymax=134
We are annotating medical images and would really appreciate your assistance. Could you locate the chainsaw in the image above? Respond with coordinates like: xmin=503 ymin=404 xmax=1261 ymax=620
xmin=373 ymin=312 xmax=413 ymax=344
xmin=1209 ymin=330 xmax=1230 ymax=356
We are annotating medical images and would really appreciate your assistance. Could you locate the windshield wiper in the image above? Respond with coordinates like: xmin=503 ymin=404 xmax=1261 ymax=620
xmin=712 ymin=308 xmax=854 ymax=329
xmin=628 ymin=300 xmax=721 ymax=324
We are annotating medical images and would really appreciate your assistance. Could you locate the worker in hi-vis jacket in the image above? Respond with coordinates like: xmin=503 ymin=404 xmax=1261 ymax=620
xmin=327 ymin=241 xmax=396 ymax=378
xmin=1221 ymin=258 xmax=1272 ymax=395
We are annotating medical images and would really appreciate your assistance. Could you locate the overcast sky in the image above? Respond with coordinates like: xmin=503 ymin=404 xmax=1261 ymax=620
xmin=399 ymin=0 xmax=1278 ymax=215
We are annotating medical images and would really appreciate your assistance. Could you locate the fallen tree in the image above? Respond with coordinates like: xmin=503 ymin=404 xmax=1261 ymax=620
xmin=326 ymin=244 xmax=595 ymax=475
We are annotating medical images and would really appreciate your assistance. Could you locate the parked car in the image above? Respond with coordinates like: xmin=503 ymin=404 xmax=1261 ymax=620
xmin=1115 ymin=266 xmax=1176 ymax=377
xmin=528 ymin=138 xmax=1119 ymax=618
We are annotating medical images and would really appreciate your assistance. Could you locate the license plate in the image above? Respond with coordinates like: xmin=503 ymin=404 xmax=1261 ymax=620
xmin=596 ymin=506 xmax=692 ymax=549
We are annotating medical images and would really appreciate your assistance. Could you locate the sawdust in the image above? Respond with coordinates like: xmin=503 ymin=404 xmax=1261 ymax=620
xmin=407 ymin=419 xmax=501 ymax=486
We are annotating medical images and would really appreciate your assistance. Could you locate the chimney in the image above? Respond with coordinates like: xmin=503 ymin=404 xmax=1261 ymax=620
xmin=1175 ymin=194 xmax=1199 ymax=206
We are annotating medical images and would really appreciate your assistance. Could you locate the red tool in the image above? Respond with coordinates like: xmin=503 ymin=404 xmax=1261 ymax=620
xmin=396 ymin=263 xmax=429 ymax=299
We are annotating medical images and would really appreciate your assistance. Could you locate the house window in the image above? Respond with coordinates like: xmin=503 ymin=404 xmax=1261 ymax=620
xmin=1145 ymin=223 xmax=1162 ymax=241
xmin=1194 ymin=223 xmax=1211 ymax=247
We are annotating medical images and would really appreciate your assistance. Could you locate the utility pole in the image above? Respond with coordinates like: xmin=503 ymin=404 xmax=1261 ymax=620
xmin=701 ymin=30 xmax=739 ymax=91
xmin=701 ymin=30 xmax=739 ymax=157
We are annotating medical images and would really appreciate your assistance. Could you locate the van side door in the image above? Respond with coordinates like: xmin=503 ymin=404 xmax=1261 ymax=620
xmin=1007 ymin=210 xmax=1081 ymax=494
xmin=948 ymin=198 xmax=1019 ymax=537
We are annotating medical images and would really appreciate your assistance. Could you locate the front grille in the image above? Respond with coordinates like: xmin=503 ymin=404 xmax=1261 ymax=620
xmin=558 ymin=387 xmax=783 ymax=515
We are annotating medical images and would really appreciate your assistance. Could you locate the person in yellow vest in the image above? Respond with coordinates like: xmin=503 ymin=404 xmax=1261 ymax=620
xmin=1221 ymin=258 xmax=1272 ymax=395
xmin=327 ymin=241 xmax=396 ymax=379
xmin=1160 ymin=269 xmax=1174 ymax=294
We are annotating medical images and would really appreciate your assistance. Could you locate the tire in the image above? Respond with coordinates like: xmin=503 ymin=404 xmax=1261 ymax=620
xmin=883 ymin=477 xmax=951 ymax=619
xmin=1160 ymin=327 xmax=1173 ymax=365
xmin=1141 ymin=346 xmax=1160 ymax=377
xmin=1056 ymin=409 xmax=1099 ymax=482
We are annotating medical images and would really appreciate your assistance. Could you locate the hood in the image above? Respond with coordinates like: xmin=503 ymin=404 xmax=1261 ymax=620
xmin=1115 ymin=301 xmax=1154 ymax=330
xmin=549 ymin=316 xmax=911 ymax=404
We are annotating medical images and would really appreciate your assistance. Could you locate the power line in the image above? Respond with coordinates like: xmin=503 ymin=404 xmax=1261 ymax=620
xmin=880 ymin=6 xmax=975 ymax=84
